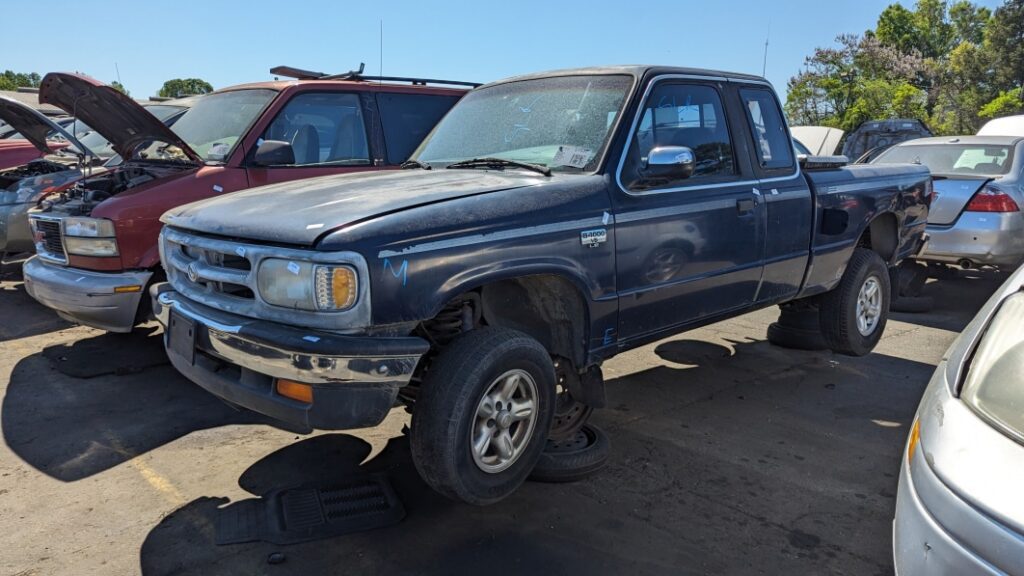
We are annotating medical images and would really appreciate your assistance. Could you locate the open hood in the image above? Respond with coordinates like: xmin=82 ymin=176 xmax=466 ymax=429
xmin=38 ymin=72 xmax=203 ymax=164
xmin=0 ymin=95 xmax=94 ymax=158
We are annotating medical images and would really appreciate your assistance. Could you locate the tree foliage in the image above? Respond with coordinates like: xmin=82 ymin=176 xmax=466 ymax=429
xmin=110 ymin=81 xmax=129 ymax=96
xmin=0 ymin=71 xmax=42 ymax=91
xmin=158 ymin=78 xmax=213 ymax=98
xmin=787 ymin=0 xmax=1024 ymax=135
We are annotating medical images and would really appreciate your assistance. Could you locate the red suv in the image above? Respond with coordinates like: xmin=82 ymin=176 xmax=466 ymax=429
xmin=25 ymin=68 xmax=472 ymax=332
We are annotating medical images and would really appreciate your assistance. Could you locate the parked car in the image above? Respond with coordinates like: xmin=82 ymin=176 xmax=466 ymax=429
xmin=24 ymin=69 xmax=471 ymax=331
xmin=0 ymin=97 xmax=89 ymax=172
xmin=790 ymin=126 xmax=844 ymax=156
xmin=894 ymin=262 xmax=1024 ymax=574
xmin=150 ymin=65 xmax=930 ymax=505
xmin=1 ymin=97 xmax=193 ymax=259
xmin=977 ymin=114 xmax=1024 ymax=137
xmin=843 ymin=118 xmax=932 ymax=163
xmin=872 ymin=136 xmax=1024 ymax=270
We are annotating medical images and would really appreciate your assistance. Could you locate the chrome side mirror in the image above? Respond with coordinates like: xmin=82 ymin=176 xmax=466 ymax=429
xmin=643 ymin=146 xmax=696 ymax=180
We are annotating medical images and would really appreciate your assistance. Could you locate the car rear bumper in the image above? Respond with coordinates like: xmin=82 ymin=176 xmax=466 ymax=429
xmin=919 ymin=212 xmax=1024 ymax=267
xmin=22 ymin=256 xmax=151 ymax=332
xmin=151 ymin=285 xmax=429 ymax=432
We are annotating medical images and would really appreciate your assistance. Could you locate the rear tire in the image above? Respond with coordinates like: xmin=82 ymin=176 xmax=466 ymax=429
xmin=410 ymin=327 xmax=555 ymax=505
xmin=819 ymin=248 xmax=890 ymax=356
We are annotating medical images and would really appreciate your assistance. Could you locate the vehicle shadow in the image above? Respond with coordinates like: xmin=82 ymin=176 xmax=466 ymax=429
xmin=890 ymin=268 xmax=1008 ymax=333
xmin=1 ymin=329 xmax=271 ymax=482
xmin=0 ymin=276 xmax=72 ymax=343
xmin=138 ymin=336 xmax=936 ymax=576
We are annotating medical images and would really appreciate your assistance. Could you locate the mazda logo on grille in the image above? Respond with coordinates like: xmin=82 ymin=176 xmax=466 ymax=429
xmin=187 ymin=262 xmax=200 ymax=283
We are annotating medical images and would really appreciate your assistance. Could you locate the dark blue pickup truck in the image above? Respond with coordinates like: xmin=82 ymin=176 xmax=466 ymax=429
xmin=152 ymin=66 xmax=930 ymax=505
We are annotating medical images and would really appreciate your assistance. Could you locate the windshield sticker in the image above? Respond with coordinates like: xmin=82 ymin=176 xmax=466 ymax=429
xmin=552 ymin=145 xmax=595 ymax=169
xmin=287 ymin=261 xmax=301 ymax=275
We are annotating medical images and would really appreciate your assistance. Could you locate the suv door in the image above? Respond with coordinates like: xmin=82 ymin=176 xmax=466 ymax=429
xmin=737 ymin=86 xmax=812 ymax=304
xmin=246 ymin=91 xmax=376 ymax=187
xmin=613 ymin=79 xmax=765 ymax=342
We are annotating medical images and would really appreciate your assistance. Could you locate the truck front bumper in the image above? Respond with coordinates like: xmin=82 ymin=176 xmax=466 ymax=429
xmin=152 ymin=285 xmax=430 ymax=432
xmin=22 ymin=256 xmax=151 ymax=332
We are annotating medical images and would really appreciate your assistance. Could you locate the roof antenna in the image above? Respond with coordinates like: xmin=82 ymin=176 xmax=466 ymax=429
xmin=762 ymin=20 xmax=771 ymax=77
xmin=379 ymin=19 xmax=384 ymax=85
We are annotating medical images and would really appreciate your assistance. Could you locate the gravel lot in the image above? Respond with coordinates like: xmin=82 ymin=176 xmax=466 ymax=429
xmin=0 ymin=263 xmax=1005 ymax=576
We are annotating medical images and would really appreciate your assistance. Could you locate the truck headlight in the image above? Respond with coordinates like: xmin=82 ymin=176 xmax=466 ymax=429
xmin=64 ymin=216 xmax=116 ymax=238
xmin=961 ymin=292 xmax=1024 ymax=444
xmin=62 ymin=217 xmax=119 ymax=257
xmin=64 ymin=237 xmax=119 ymax=257
xmin=257 ymin=259 xmax=358 ymax=311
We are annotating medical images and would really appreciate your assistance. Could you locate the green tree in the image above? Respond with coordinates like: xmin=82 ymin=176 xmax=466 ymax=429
xmin=987 ymin=0 xmax=1024 ymax=93
xmin=110 ymin=81 xmax=129 ymax=96
xmin=979 ymin=88 xmax=1024 ymax=119
xmin=0 ymin=70 xmax=41 ymax=91
xmin=157 ymin=78 xmax=213 ymax=98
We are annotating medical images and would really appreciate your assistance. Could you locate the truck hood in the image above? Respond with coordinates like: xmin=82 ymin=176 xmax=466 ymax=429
xmin=0 ymin=95 xmax=94 ymax=158
xmin=163 ymin=169 xmax=548 ymax=246
xmin=38 ymin=73 xmax=203 ymax=164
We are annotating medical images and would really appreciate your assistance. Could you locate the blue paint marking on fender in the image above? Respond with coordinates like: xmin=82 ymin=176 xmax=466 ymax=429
xmin=602 ymin=328 xmax=616 ymax=346
xmin=383 ymin=258 xmax=409 ymax=287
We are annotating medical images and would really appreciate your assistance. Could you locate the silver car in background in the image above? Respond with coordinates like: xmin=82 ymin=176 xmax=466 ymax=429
xmin=894 ymin=263 xmax=1024 ymax=574
xmin=873 ymin=136 xmax=1024 ymax=270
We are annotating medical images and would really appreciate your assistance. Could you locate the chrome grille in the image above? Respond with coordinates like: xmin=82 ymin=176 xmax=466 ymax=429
xmin=31 ymin=216 xmax=67 ymax=263
xmin=159 ymin=226 xmax=372 ymax=331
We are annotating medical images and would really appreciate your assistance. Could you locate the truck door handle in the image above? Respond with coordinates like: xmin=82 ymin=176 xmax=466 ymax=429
xmin=736 ymin=198 xmax=756 ymax=214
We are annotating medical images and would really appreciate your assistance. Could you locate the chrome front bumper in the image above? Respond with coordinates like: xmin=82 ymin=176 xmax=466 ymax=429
xmin=152 ymin=286 xmax=429 ymax=431
xmin=919 ymin=212 xmax=1024 ymax=267
xmin=22 ymin=256 xmax=151 ymax=332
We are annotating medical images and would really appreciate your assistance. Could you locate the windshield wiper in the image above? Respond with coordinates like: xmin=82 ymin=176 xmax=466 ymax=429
xmin=400 ymin=159 xmax=432 ymax=170
xmin=446 ymin=157 xmax=551 ymax=177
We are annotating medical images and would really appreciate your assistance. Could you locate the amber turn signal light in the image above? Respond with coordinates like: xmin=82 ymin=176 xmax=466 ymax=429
xmin=275 ymin=379 xmax=313 ymax=404
xmin=907 ymin=419 xmax=921 ymax=463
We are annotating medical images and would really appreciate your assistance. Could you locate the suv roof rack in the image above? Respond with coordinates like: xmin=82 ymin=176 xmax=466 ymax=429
xmin=269 ymin=64 xmax=480 ymax=88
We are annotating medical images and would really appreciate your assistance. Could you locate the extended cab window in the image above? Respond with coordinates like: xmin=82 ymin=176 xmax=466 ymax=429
xmin=377 ymin=93 xmax=461 ymax=165
xmin=623 ymin=83 xmax=735 ymax=191
xmin=740 ymin=88 xmax=794 ymax=171
xmin=260 ymin=92 xmax=369 ymax=166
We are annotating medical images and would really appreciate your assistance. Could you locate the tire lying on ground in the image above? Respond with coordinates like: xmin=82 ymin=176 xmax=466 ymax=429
xmin=529 ymin=423 xmax=610 ymax=483
xmin=766 ymin=304 xmax=828 ymax=351
xmin=819 ymin=247 xmax=891 ymax=356
xmin=410 ymin=327 xmax=556 ymax=506
xmin=889 ymin=262 xmax=933 ymax=313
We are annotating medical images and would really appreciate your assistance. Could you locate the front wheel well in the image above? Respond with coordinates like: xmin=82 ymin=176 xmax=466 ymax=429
xmin=417 ymin=274 xmax=590 ymax=372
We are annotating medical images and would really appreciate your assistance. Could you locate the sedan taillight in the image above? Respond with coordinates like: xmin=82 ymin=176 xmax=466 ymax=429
xmin=965 ymin=186 xmax=1020 ymax=213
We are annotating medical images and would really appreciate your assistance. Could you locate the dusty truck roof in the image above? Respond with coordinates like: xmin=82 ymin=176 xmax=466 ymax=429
xmin=481 ymin=65 xmax=771 ymax=88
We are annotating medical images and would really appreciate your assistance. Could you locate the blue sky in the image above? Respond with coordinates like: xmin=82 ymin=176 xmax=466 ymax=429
xmin=3 ymin=0 xmax=1006 ymax=100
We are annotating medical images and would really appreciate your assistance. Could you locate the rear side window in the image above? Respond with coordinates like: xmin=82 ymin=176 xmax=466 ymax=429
xmin=260 ymin=92 xmax=369 ymax=166
xmin=740 ymin=88 xmax=794 ymax=171
xmin=377 ymin=93 xmax=461 ymax=164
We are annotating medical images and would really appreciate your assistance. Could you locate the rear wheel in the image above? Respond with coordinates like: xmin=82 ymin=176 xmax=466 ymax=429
xmin=410 ymin=327 xmax=555 ymax=505
xmin=819 ymin=248 xmax=890 ymax=356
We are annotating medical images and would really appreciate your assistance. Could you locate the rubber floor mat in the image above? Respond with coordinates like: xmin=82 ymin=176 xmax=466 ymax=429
xmin=216 ymin=474 xmax=405 ymax=545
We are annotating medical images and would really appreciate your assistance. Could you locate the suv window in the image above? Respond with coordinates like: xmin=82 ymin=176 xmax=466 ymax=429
xmin=740 ymin=88 xmax=794 ymax=171
xmin=260 ymin=92 xmax=369 ymax=166
xmin=377 ymin=93 xmax=461 ymax=164
xmin=623 ymin=82 xmax=736 ymax=191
